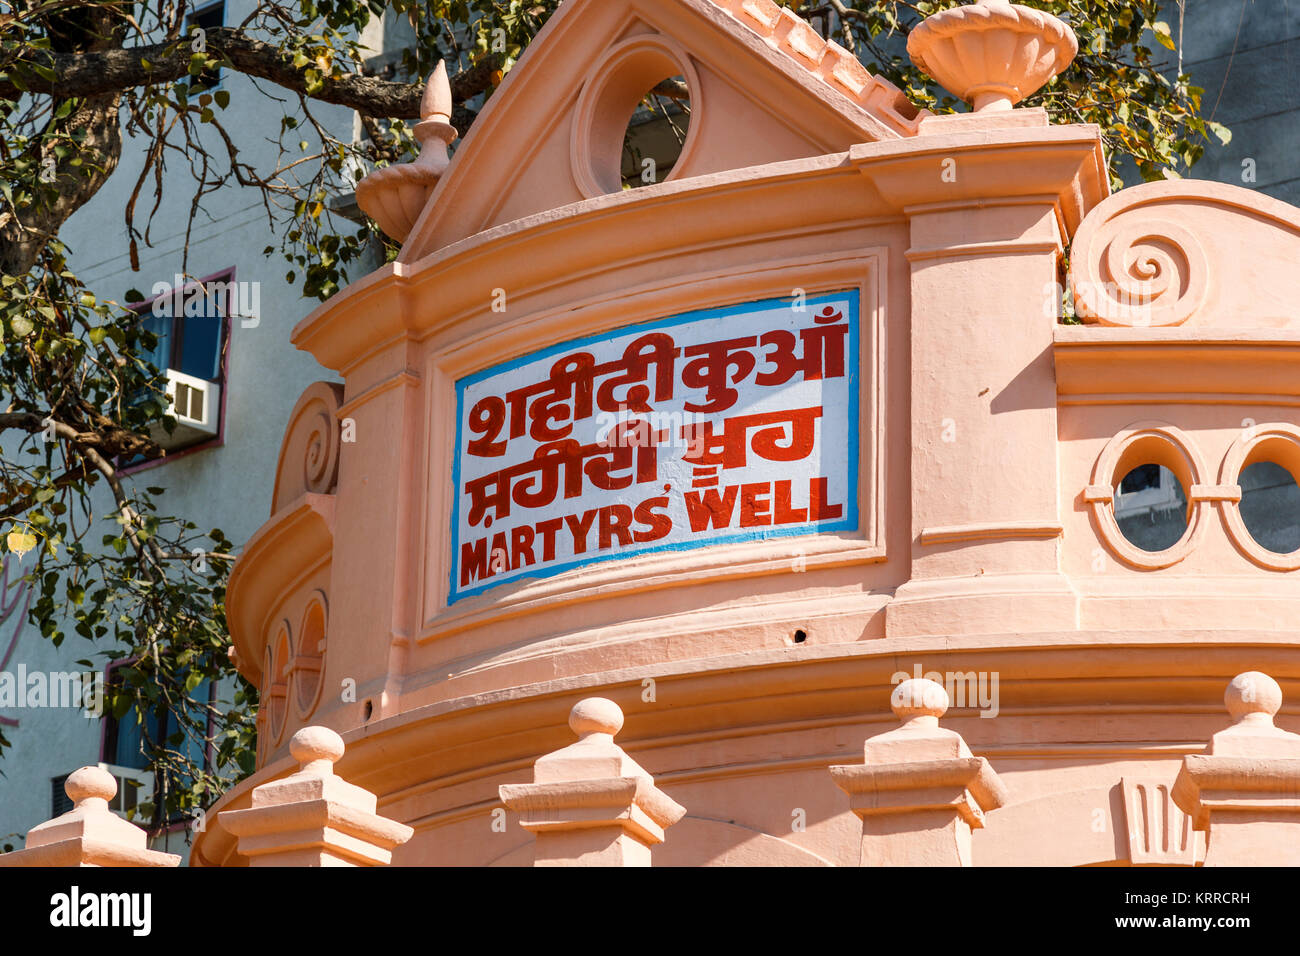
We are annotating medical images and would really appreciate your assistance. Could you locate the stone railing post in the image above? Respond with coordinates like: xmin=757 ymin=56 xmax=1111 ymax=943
xmin=0 ymin=766 xmax=179 ymax=867
xmin=1173 ymin=671 xmax=1300 ymax=866
xmin=499 ymin=697 xmax=685 ymax=866
xmin=830 ymin=678 xmax=1007 ymax=866
xmin=220 ymin=726 xmax=413 ymax=866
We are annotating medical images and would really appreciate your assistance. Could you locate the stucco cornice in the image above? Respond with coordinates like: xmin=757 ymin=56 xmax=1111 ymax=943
xmin=1055 ymin=327 xmax=1300 ymax=406
xmin=226 ymin=493 xmax=335 ymax=687
xmin=293 ymin=123 xmax=1107 ymax=379
xmin=193 ymin=630 xmax=1300 ymax=866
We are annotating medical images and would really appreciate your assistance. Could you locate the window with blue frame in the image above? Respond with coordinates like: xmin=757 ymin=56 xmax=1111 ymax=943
xmin=185 ymin=1 xmax=226 ymax=91
xmin=124 ymin=269 xmax=230 ymax=461
xmin=102 ymin=661 xmax=214 ymax=821
xmin=137 ymin=274 xmax=227 ymax=384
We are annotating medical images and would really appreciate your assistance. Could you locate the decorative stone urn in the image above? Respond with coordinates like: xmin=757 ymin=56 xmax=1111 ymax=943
xmin=907 ymin=0 xmax=1078 ymax=111
xmin=355 ymin=61 xmax=458 ymax=241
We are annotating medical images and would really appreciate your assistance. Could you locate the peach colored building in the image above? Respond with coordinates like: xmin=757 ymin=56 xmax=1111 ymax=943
xmin=155 ymin=0 xmax=1300 ymax=866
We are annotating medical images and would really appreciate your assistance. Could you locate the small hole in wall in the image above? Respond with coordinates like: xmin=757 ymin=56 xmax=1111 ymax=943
xmin=362 ymin=699 xmax=373 ymax=722
xmin=620 ymin=75 xmax=690 ymax=189
xmin=792 ymin=629 xmax=808 ymax=644
xmin=1114 ymin=464 xmax=1188 ymax=552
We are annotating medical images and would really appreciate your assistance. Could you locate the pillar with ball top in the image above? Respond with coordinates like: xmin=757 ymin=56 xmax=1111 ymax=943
xmin=0 ymin=766 xmax=179 ymax=867
xmin=830 ymin=678 xmax=1007 ymax=866
xmin=498 ymin=697 xmax=686 ymax=866
xmin=1174 ymin=671 xmax=1300 ymax=866
xmin=219 ymin=725 xmax=413 ymax=866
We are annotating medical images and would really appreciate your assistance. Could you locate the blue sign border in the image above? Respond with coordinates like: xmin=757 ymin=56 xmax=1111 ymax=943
xmin=448 ymin=289 xmax=860 ymax=603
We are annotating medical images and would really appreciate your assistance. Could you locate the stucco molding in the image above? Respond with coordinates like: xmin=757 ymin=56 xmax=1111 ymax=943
xmin=1054 ymin=326 xmax=1300 ymax=406
xmin=227 ymin=492 xmax=335 ymax=688
xmin=1070 ymin=179 xmax=1300 ymax=329
xmin=270 ymin=380 xmax=345 ymax=514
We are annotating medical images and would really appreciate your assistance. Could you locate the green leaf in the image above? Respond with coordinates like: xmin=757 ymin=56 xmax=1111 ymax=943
xmin=1152 ymin=21 xmax=1176 ymax=51
xmin=1208 ymin=121 xmax=1232 ymax=146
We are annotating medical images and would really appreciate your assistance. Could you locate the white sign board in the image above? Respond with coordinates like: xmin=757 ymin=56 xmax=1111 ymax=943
xmin=450 ymin=291 xmax=859 ymax=602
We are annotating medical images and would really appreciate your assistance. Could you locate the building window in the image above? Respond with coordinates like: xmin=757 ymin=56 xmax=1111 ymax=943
xmin=100 ymin=659 xmax=215 ymax=824
xmin=129 ymin=268 xmax=231 ymax=458
xmin=185 ymin=1 xmax=225 ymax=91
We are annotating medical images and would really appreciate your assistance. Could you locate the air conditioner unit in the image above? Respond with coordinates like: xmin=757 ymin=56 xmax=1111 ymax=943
xmin=148 ymin=368 xmax=220 ymax=450
xmin=50 ymin=763 xmax=155 ymax=821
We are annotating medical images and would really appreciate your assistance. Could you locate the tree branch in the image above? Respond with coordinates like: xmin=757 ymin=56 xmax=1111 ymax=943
xmin=2 ymin=28 xmax=500 ymax=119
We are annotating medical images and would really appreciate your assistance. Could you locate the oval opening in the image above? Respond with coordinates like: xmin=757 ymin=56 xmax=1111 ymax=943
xmin=1239 ymin=460 xmax=1300 ymax=554
xmin=620 ymin=74 xmax=691 ymax=189
xmin=295 ymin=601 xmax=326 ymax=713
xmin=269 ymin=628 xmax=291 ymax=740
xmin=1113 ymin=463 xmax=1188 ymax=552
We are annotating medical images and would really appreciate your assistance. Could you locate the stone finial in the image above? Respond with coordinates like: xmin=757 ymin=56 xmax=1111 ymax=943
xmin=907 ymin=0 xmax=1077 ymax=113
xmin=65 ymin=766 xmax=117 ymax=804
xmin=220 ymin=725 xmax=413 ymax=866
xmin=569 ymin=696 xmax=624 ymax=737
xmin=830 ymin=678 xmax=1006 ymax=866
xmin=355 ymin=61 xmax=459 ymax=242
xmin=499 ymin=697 xmax=686 ymax=866
xmin=0 ymin=766 xmax=180 ymax=868
xmin=418 ymin=59 xmax=453 ymax=124
xmin=891 ymin=677 xmax=949 ymax=724
xmin=291 ymin=724 xmax=346 ymax=770
xmin=1224 ymin=671 xmax=1282 ymax=725
xmin=1173 ymin=672 xmax=1300 ymax=866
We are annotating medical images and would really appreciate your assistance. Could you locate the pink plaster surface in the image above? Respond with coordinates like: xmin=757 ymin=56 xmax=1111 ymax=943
xmin=190 ymin=0 xmax=1300 ymax=867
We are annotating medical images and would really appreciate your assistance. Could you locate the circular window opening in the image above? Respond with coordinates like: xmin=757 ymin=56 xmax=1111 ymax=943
xmin=1239 ymin=460 xmax=1300 ymax=554
xmin=575 ymin=40 xmax=696 ymax=196
xmin=620 ymin=75 xmax=691 ymax=189
xmin=1113 ymin=463 xmax=1188 ymax=552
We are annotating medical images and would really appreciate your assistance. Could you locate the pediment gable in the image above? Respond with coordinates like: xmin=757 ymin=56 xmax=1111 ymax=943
xmin=399 ymin=0 xmax=925 ymax=261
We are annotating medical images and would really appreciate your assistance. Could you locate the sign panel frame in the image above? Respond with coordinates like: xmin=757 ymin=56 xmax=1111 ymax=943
xmin=448 ymin=290 xmax=860 ymax=603
xmin=419 ymin=251 xmax=888 ymax=631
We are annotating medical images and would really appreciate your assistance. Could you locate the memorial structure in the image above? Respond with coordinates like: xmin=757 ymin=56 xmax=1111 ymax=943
xmin=31 ymin=0 xmax=1300 ymax=866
